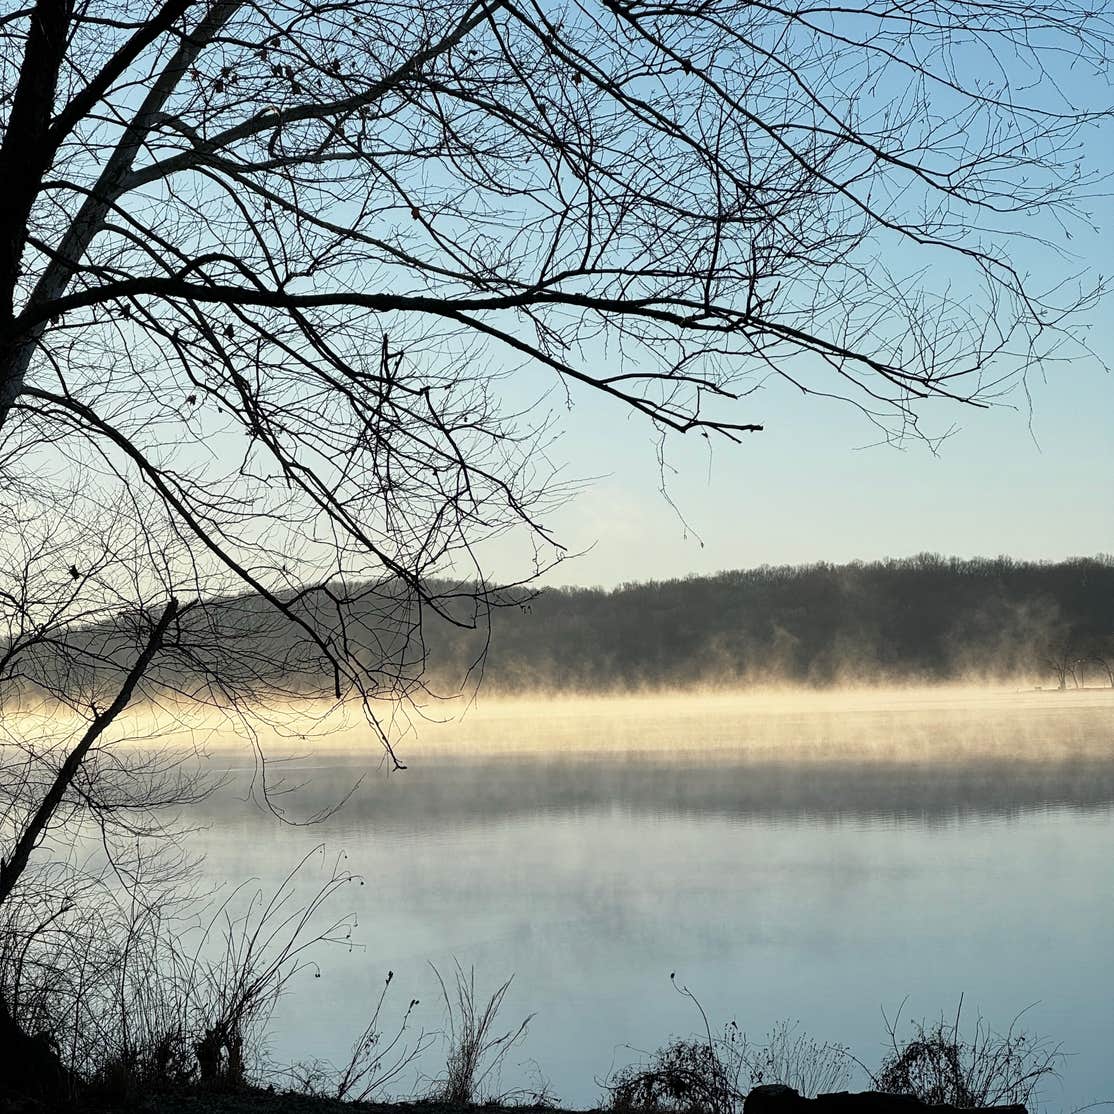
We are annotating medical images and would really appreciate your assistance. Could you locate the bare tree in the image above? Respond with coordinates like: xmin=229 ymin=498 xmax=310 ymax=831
xmin=1091 ymin=653 xmax=1114 ymax=688
xmin=2 ymin=0 xmax=1111 ymax=670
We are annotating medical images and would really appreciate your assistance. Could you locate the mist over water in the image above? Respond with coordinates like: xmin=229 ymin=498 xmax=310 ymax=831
xmin=185 ymin=688 xmax=1114 ymax=1110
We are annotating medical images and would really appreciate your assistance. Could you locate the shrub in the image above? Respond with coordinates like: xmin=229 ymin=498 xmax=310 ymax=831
xmin=605 ymin=978 xmax=848 ymax=1114
xmin=607 ymin=1033 xmax=743 ymax=1114
xmin=872 ymin=1001 xmax=1061 ymax=1108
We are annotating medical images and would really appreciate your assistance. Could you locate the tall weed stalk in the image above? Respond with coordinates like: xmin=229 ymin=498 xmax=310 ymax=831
xmin=428 ymin=961 xmax=534 ymax=1104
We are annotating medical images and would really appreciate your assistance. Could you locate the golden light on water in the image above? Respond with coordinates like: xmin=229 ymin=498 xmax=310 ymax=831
xmin=39 ymin=683 xmax=1110 ymax=767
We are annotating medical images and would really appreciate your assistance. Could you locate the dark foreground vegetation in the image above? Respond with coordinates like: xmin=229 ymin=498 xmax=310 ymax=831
xmin=0 ymin=898 xmax=1068 ymax=1114
xmin=13 ymin=1087 xmax=1035 ymax=1114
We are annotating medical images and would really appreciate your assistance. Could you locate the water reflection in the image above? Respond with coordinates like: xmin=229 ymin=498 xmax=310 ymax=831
xmin=196 ymin=688 xmax=1114 ymax=827
xmin=197 ymin=752 xmax=1114 ymax=831
xmin=181 ymin=694 xmax=1114 ymax=1112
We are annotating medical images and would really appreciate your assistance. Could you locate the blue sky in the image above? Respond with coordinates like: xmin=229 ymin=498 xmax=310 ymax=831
xmin=471 ymin=42 xmax=1114 ymax=589
xmin=475 ymin=9 xmax=1114 ymax=589
xmin=482 ymin=220 xmax=1114 ymax=587
xmin=523 ymin=349 xmax=1112 ymax=586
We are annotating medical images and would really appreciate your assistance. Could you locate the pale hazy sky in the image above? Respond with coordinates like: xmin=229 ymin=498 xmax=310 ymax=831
xmin=483 ymin=254 xmax=1113 ymax=588
xmin=472 ymin=70 xmax=1114 ymax=591
xmin=527 ymin=355 xmax=1112 ymax=586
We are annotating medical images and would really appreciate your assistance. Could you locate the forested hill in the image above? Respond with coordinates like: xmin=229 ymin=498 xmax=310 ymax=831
xmin=427 ymin=555 xmax=1114 ymax=691
xmin=16 ymin=556 xmax=1112 ymax=702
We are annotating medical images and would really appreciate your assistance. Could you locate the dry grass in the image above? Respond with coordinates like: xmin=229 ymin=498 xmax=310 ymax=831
xmin=287 ymin=969 xmax=429 ymax=1103
xmin=605 ymin=978 xmax=848 ymax=1114
xmin=0 ymin=845 xmax=359 ymax=1102
xmin=426 ymin=961 xmax=534 ymax=1105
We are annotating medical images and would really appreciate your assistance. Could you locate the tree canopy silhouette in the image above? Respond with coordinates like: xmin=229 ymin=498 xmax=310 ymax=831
xmin=419 ymin=556 xmax=1114 ymax=692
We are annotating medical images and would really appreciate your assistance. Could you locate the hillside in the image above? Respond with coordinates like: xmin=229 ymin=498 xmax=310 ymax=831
xmin=8 ymin=556 xmax=1113 ymax=705
xmin=424 ymin=555 xmax=1114 ymax=691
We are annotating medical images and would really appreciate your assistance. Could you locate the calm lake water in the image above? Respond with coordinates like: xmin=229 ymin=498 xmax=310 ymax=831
xmin=189 ymin=690 xmax=1114 ymax=1110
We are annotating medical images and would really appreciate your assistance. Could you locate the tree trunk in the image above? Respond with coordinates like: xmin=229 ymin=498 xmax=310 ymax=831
xmin=0 ymin=597 xmax=179 ymax=907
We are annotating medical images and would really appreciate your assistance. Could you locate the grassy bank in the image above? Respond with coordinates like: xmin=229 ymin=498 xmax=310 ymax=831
xmin=4 ymin=977 xmax=1068 ymax=1114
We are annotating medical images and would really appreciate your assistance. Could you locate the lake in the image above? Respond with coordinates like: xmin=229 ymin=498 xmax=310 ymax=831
xmin=187 ymin=689 xmax=1114 ymax=1111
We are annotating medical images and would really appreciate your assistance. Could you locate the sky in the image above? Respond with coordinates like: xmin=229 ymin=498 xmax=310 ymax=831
xmin=16 ymin=1 xmax=1110 ymax=598
xmin=469 ymin=12 xmax=1114 ymax=590
xmin=486 ymin=282 xmax=1114 ymax=589
xmin=477 ymin=73 xmax=1114 ymax=589
xmin=529 ymin=348 xmax=1113 ymax=586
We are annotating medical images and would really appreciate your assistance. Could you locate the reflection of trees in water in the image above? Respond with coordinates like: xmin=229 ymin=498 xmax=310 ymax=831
xmin=197 ymin=752 xmax=1114 ymax=831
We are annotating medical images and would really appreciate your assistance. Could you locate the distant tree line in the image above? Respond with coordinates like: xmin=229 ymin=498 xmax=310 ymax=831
xmin=9 ymin=555 xmax=1113 ymax=701
xmin=423 ymin=555 xmax=1114 ymax=692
